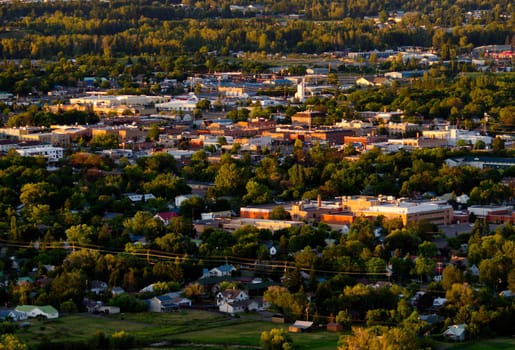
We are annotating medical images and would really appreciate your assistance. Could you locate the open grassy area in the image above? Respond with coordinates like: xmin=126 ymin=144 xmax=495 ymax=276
xmin=14 ymin=311 xmax=341 ymax=349
xmin=14 ymin=311 xmax=515 ymax=350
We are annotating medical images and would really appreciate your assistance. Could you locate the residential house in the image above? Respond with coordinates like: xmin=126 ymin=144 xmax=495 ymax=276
xmin=432 ymin=297 xmax=447 ymax=308
xmin=148 ymin=295 xmax=179 ymax=312
xmin=203 ymin=264 xmax=236 ymax=278
xmin=468 ymin=264 xmax=480 ymax=277
xmin=148 ymin=292 xmax=192 ymax=312
xmin=246 ymin=297 xmax=270 ymax=312
xmin=443 ymin=324 xmax=466 ymax=341
xmin=154 ymin=211 xmax=179 ymax=226
xmin=0 ymin=309 xmax=27 ymax=321
xmin=90 ymin=280 xmax=108 ymax=295
xmin=218 ymin=300 xmax=248 ymax=314
xmin=216 ymin=289 xmax=249 ymax=307
xmin=15 ymin=305 xmax=59 ymax=319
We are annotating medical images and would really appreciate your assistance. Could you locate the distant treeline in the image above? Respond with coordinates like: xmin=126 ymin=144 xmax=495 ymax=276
xmin=0 ymin=0 xmax=513 ymax=59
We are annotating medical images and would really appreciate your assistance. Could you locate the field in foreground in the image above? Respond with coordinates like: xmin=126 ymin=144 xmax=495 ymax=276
xmin=13 ymin=311 xmax=515 ymax=350
xmin=14 ymin=310 xmax=341 ymax=350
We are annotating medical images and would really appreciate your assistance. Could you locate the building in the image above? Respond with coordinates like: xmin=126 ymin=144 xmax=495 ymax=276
xmin=291 ymin=110 xmax=326 ymax=128
xmin=443 ymin=324 xmax=466 ymax=341
xmin=223 ymin=218 xmax=304 ymax=232
xmin=288 ymin=320 xmax=313 ymax=333
xmin=216 ymin=289 xmax=249 ymax=307
xmin=15 ymin=305 xmax=59 ymax=319
xmin=155 ymin=93 xmax=199 ymax=112
xmin=445 ymin=156 xmax=515 ymax=169
xmin=202 ymin=264 xmax=236 ymax=278
xmin=148 ymin=293 xmax=191 ymax=312
xmin=91 ymin=126 xmax=146 ymax=143
xmin=16 ymin=144 xmax=64 ymax=161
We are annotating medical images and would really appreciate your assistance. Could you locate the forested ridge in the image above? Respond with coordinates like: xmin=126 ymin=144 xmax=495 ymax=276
xmin=0 ymin=0 xmax=513 ymax=60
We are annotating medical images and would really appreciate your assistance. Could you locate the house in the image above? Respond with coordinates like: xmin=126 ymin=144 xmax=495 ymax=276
xmin=216 ymin=289 xmax=249 ymax=306
xmin=154 ymin=211 xmax=179 ymax=226
xmin=15 ymin=305 xmax=59 ymax=319
xmin=289 ymin=320 xmax=313 ymax=333
xmin=148 ymin=292 xmax=192 ymax=312
xmin=148 ymin=295 xmax=180 ymax=312
xmin=218 ymin=300 xmax=248 ymax=314
xmin=202 ymin=264 xmax=236 ymax=278
xmin=356 ymin=76 xmax=376 ymax=87
xmin=432 ymin=297 xmax=447 ymax=308
xmin=111 ymin=286 xmax=125 ymax=296
xmin=0 ymin=309 xmax=28 ymax=321
xmin=90 ymin=280 xmax=108 ymax=295
xmin=218 ymin=292 xmax=270 ymax=314
xmin=468 ymin=264 xmax=480 ymax=277
xmin=246 ymin=297 xmax=270 ymax=312
xmin=443 ymin=324 xmax=466 ymax=341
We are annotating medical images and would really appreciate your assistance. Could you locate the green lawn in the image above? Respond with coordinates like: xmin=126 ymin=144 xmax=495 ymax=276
xmin=15 ymin=312 xmax=515 ymax=350
xmin=14 ymin=311 xmax=341 ymax=350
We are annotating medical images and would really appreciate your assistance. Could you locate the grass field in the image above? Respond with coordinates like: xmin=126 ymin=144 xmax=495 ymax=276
xmin=14 ymin=311 xmax=515 ymax=350
xmin=14 ymin=311 xmax=342 ymax=349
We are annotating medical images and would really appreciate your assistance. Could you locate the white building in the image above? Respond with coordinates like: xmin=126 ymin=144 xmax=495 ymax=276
xmin=16 ymin=144 xmax=64 ymax=161
xmin=155 ymin=93 xmax=199 ymax=112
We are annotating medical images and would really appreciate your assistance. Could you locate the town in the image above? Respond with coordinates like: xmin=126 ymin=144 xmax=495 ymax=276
xmin=0 ymin=0 xmax=514 ymax=349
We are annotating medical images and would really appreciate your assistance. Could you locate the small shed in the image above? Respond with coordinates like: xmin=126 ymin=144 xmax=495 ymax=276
xmin=326 ymin=322 xmax=343 ymax=332
xmin=271 ymin=314 xmax=285 ymax=324
xmin=288 ymin=320 xmax=313 ymax=333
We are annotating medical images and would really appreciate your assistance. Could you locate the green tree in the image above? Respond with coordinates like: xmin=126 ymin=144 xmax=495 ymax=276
xmin=260 ymin=328 xmax=293 ymax=350
xmin=269 ymin=206 xmax=291 ymax=220
xmin=66 ymin=224 xmax=95 ymax=245
xmin=442 ymin=264 xmax=463 ymax=290
xmin=0 ymin=334 xmax=27 ymax=350
xmin=243 ymin=180 xmax=272 ymax=204
xmin=123 ymin=211 xmax=164 ymax=240
xmin=336 ymin=310 xmax=353 ymax=329
xmin=214 ymin=162 xmax=246 ymax=196
xmin=413 ymin=255 xmax=435 ymax=283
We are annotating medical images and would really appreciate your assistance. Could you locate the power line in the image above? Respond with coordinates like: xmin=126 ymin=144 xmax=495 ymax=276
xmin=0 ymin=238 xmax=389 ymax=277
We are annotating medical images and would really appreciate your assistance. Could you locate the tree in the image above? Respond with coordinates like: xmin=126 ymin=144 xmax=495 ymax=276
xmin=243 ymin=180 xmax=272 ymax=204
xmin=123 ymin=211 xmax=164 ymax=240
xmin=473 ymin=140 xmax=486 ymax=150
xmin=66 ymin=224 xmax=95 ymax=245
xmin=413 ymin=255 xmax=435 ymax=283
xmin=416 ymin=241 xmax=438 ymax=258
xmin=260 ymin=328 xmax=292 ymax=350
xmin=179 ymin=196 xmax=205 ymax=219
xmin=183 ymin=282 xmax=204 ymax=302
xmin=51 ymin=270 xmax=87 ymax=307
xmin=146 ymin=124 xmax=160 ymax=142
xmin=491 ymin=137 xmax=505 ymax=152
xmin=0 ymin=334 xmax=27 ymax=350
xmin=336 ymin=310 xmax=353 ymax=329
xmin=269 ymin=206 xmax=291 ymax=220
xmin=89 ymin=133 xmax=120 ymax=150
xmin=214 ymin=162 xmax=246 ymax=196
xmin=111 ymin=330 xmax=135 ymax=349
xmin=442 ymin=264 xmax=463 ymax=290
